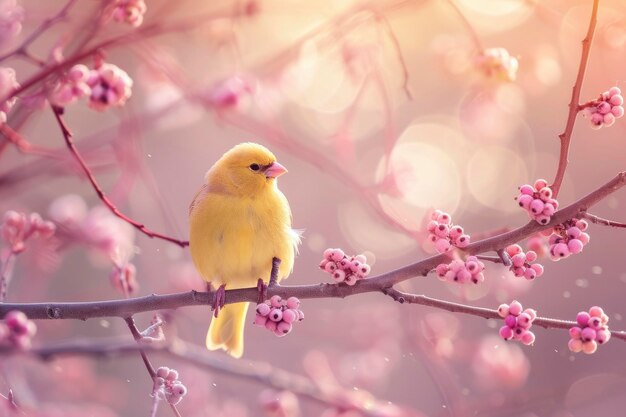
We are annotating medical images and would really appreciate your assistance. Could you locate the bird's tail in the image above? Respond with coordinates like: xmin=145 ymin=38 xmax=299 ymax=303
xmin=206 ymin=302 xmax=249 ymax=358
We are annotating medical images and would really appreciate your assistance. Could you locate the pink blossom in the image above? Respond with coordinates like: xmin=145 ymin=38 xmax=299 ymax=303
xmin=110 ymin=0 xmax=147 ymax=27
xmin=475 ymin=47 xmax=519 ymax=82
xmin=86 ymin=63 xmax=133 ymax=111
xmin=0 ymin=0 xmax=24 ymax=48
xmin=0 ymin=66 xmax=19 ymax=122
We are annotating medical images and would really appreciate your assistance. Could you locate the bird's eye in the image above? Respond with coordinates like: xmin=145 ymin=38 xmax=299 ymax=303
xmin=249 ymin=163 xmax=260 ymax=171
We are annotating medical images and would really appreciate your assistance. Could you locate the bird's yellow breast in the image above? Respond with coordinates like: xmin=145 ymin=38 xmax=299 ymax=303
xmin=189 ymin=187 xmax=296 ymax=288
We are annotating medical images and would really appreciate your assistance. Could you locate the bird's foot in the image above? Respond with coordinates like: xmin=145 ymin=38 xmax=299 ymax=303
xmin=212 ymin=284 xmax=226 ymax=318
xmin=269 ymin=257 xmax=281 ymax=287
xmin=257 ymin=278 xmax=268 ymax=304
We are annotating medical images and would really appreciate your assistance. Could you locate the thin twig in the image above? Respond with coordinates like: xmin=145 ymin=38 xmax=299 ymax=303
xmin=583 ymin=212 xmax=626 ymax=228
xmin=445 ymin=0 xmax=484 ymax=52
xmin=50 ymin=105 xmax=189 ymax=248
xmin=124 ymin=317 xmax=182 ymax=417
xmin=551 ymin=0 xmax=600 ymax=197
xmin=382 ymin=287 xmax=626 ymax=341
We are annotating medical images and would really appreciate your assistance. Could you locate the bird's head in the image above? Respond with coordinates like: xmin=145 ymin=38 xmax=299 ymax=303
xmin=208 ymin=142 xmax=288 ymax=196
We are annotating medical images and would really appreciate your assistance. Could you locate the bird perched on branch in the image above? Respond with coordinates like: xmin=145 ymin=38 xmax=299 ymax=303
xmin=189 ymin=143 xmax=300 ymax=358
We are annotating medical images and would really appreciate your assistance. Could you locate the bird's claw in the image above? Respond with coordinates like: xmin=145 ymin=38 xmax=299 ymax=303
xmin=212 ymin=284 xmax=226 ymax=318
xmin=257 ymin=278 xmax=268 ymax=304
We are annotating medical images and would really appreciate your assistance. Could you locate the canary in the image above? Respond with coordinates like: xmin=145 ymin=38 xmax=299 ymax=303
xmin=189 ymin=143 xmax=300 ymax=358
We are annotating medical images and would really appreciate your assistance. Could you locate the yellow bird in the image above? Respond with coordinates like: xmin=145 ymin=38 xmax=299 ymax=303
xmin=189 ymin=143 xmax=300 ymax=358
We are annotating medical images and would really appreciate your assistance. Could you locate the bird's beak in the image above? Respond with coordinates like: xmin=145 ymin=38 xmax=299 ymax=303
xmin=264 ymin=161 xmax=288 ymax=178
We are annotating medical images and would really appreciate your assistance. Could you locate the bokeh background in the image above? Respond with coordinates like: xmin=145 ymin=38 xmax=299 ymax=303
xmin=2 ymin=0 xmax=626 ymax=416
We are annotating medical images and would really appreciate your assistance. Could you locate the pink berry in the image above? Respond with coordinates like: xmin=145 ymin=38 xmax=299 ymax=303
xmin=530 ymin=263 xmax=544 ymax=277
xmin=286 ymin=297 xmax=300 ymax=309
xmin=611 ymin=106 xmax=624 ymax=118
xmin=588 ymin=316 xmax=603 ymax=330
xmin=435 ymin=224 xmax=450 ymax=238
xmin=282 ymin=309 xmax=297 ymax=324
xmin=254 ymin=315 xmax=268 ymax=326
xmin=456 ymin=235 xmax=470 ymax=248
xmin=519 ymin=184 xmax=534 ymax=195
xmin=276 ymin=321 xmax=292 ymax=335
xmin=569 ymin=326 xmax=582 ymax=339
xmin=324 ymin=262 xmax=337 ymax=273
xmin=538 ymin=187 xmax=552 ymax=201
xmin=529 ymin=199 xmax=544 ymax=214
xmin=509 ymin=301 xmax=523 ymax=316
xmin=354 ymin=254 xmax=367 ymax=263
xmin=269 ymin=308 xmax=283 ymax=322
xmin=517 ymin=194 xmax=533 ymax=209
xmin=256 ymin=303 xmax=271 ymax=316
xmin=517 ymin=313 xmax=532 ymax=329
xmin=499 ymin=326 xmax=514 ymax=340
xmin=597 ymin=101 xmax=611 ymax=115
xmin=357 ymin=264 xmax=371 ymax=278
xmin=534 ymin=179 xmax=548 ymax=190
xmin=609 ymin=87 xmax=622 ymax=97
xmin=330 ymin=249 xmax=344 ymax=262
xmin=589 ymin=306 xmax=604 ymax=317
xmin=435 ymin=264 xmax=449 ymax=277
xmin=535 ymin=214 xmax=551 ymax=225
xmin=542 ymin=203 xmax=555 ymax=217
xmin=577 ymin=312 xmax=590 ymax=327
xmin=332 ymin=269 xmax=346 ymax=282
xmin=567 ymin=239 xmax=584 ymax=254
xmin=504 ymin=315 xmax=517 ymax=328
xmin=437 ymin=213 xmax=451 ymax=224
xmin=578 ymin=233 xmax=590 ymax=245
xmin=582 ymin=340 xmax=598 ymax=354
xmin=521 ymin=331 xmax=535 ymax=346
xmin=435 ymin=239 xmax=451 ymax=253
xmin=344 ymin=274 xmax=357 ymax=286
xmin=523 ymin=268 xmax=537 ymax=280
xmin=581 ymin=327 xmax=597 ymax=342
xmin=265 ymin=320 xmax=278 ymax=331
xmin=506 ymin=244 xmax=523 ymax=256
xmin=511 ymin=254 xmax=525 ymax=267
xmin=323 ymin=248 xmax=334 ymax=260
xmin=596 ymin=329 xmax=611 ymax=344
xmin=319 ymin=259 xmax=329 ymax=270
xmin=523 ymin=309 xmax=537 ymax=321
xmin=497 ymin=304 xmax=510 ymax=318
xmin=449 ymin=226 xmax=463 ymax=238
xmin=552 ymin=243 xmax=570 ymax=258
xmin=568 ymin=338 xmax=583 ymax=353
xmin=603 ymin=113 xmax=616 ymax=127
xmin=270 ymin=295 xmax=282 ymax=308
xmin=609 ymin=94 xmax=624 ymax=106
xmin=156 ymin=367 xmax=170 ymax=378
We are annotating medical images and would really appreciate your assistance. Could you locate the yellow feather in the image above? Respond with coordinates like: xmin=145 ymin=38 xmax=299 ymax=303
xmin=189 ymin=143 xmax=300 ymax=358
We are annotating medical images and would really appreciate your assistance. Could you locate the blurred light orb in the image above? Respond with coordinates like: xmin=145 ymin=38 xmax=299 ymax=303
xmin=466 ymin=145 xmax=528 ymax=212
xmin=338 ymin=201 xmax=416 ymax=259
xmin=455 ymin=0 xmax=534 ymax=33
xmin=473 ymin=336 xmax=530 ymax=390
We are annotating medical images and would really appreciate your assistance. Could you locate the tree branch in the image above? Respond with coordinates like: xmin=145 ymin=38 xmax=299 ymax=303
xmin=1 ymin=339 xmax=388 ymax=416
xmin=583 ymin=212 xmax=626 ymax=228
xmin=50 ymin=105 xmax=189 ymax=248
xmin=1 ymin=171 xmax=625 ymax=321
xmin=551 ymin=0 xmax=600 ymax=197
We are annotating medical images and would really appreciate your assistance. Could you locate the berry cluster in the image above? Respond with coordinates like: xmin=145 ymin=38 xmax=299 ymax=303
xmin=515 ymin=179 xmax=558 ymax=225
xmin=154 ymin=367 xmax=188 ymax=405
xmin=427 ymin=210 xmax=470 ymax=253
xmin=2 ymin=211 xmax=56 ymax=253
xmin=582 ymin=87 xmax=624 ymax=129
xmin=49 ymin=62 xmax=133 ymax=111
xmin=0 ymin=310 xmax=37 ymax=349
xmin=110 ymin=0 xmax=147 ymax=27
xmin=548 ymin=219 xmax=590 ymax=261
xmin=568 ymin=306 xmax=611 ymax=354
xmin=475 ymin=47 xmax=519 ymax=82
xmin=319 ymin=248 xmax=371 ymax=286
xmin=505 ymin=244 xmax=544 ymax=280
xmin=254 ymin=296 xmax=303 ymax=337
xmin=0 ymin=67 xmax=19 ymax=123
xmin=497 ymin=301 xmax=537 ymax=345
xmin=435 ymin=256 xmax=485 ymax=284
